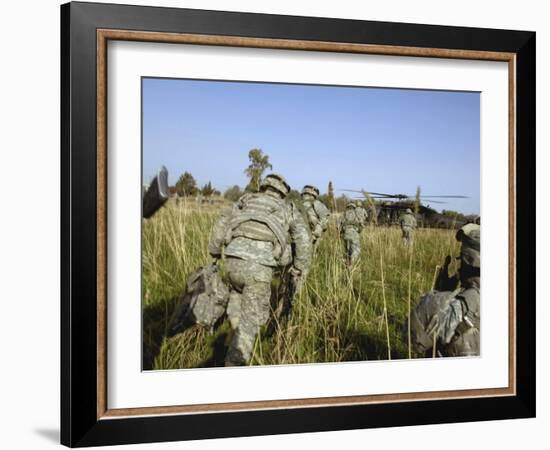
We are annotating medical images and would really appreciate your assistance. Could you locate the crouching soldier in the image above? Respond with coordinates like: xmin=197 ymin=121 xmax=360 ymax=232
xmin=205 ymin=173 xmax=311 ymax=366
xmin=409 ymin=223 xmax=480 ymax=357
xmin=301 ymin=185 xmax=330 ymax=246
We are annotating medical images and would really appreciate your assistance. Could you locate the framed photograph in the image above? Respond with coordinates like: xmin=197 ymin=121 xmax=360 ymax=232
xmin=61 ymin=1 xmax=535 ymax=447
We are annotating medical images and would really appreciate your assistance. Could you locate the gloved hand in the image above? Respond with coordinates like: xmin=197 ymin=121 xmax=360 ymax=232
xmin=435 ymin=255 xmax=459 ymax=291
xmin=313 ymin=224 xmax=323 ymax=239
xmin=289 ymin=266 xmax=301 ymax=277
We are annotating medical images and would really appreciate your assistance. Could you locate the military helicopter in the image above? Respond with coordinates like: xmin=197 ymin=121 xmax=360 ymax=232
xmin=341 ymin=189 xmax=471 ymax=229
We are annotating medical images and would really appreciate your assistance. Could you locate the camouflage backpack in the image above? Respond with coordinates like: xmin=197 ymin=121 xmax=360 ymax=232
xmin=313 ymin=200 xmax=330 ymax=229
xmin=409 ymin=289 xmax=459 ymax=354
xmin=170 ymin=264 xmax=230 ymax=333
xmin=342 ymin=208 xmax=362 ymax=231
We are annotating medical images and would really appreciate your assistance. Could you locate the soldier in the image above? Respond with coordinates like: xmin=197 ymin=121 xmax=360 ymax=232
xmin=382 ymin=207 xmax=391 ymax=226
xmin=355 ymin=201 xmax=368 ymax=228
xmin=340 ymin=202 xmax=362 ymax=265
xmin=400 ymin=208 xmax=417 ymax=245
xmin=409 ymin=223 xmax=480 ymax=357
xmin=301 ymin=185 xmax=330 ymax=246
xmin=207 ymin=173 xmax=311 ymax=366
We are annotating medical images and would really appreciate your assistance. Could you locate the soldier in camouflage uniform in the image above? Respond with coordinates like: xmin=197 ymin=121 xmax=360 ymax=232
xmin=355 ymin=201 xmax=368 ymax=229
xmin=409 ymin=223 xmax=480 ymax=357
xmin=301 ymin=185 xmax=330 ymax=246
xmin=208 ymin=173 xmax=311 ymax=366
xmin=400 ymin=208 xmax=417 ymax=245
xmin=340 ymin=202 xmax=362 ymax=265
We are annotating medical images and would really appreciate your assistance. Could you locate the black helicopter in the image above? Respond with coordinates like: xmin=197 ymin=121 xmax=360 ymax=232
xmin=342 ymin=189 xmax=473 ymax=229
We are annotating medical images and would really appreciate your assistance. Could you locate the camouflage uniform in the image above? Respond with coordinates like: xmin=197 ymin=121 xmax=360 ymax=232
xmin=208 ymin=174 xmax=311 ymax=366
xmin=355 ymin=201 xmax=368 ymax=228
xmin=400 ymin=208 xmax=417 ymax=245
xmin=341 ymin=203 xmax=362 ymax=265
xmin=410 ymin=223 xmax=480 ymax=357
xmin=301 ymin=185 xmax=330 ymax=245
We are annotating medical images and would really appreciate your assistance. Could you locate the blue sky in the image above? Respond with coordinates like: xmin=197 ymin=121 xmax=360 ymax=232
xmin=142 ymin=78 xmax=480 ymax=214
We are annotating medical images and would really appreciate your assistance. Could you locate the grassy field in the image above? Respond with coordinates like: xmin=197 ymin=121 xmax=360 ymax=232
xmin=142 ymin=199 xmax=460 ymax=370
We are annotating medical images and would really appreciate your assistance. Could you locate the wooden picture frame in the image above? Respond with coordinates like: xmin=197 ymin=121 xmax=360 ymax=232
xmin=61 ymin=1 xmax=535 ymax=447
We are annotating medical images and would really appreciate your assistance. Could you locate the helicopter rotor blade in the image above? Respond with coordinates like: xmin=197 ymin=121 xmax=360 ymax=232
xmin=366 ymin=192 xmax=400 ymax=197
xmin=341 ymin=190 xmax=468 ymax=200
xmin=369 ymin=195 xmax=399 ymax=199
xmin=342 ymin=190 xmax=398 ymax=198
xmin=340 ymin=189 xmax=365 ymax=193
xmin=418 ymin=195 xmax=469 ymax=199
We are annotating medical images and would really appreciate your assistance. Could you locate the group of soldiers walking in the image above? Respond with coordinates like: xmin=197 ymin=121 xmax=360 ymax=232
xmin=162 ymin=172 xmax=480 ymax=366
xmin=339 ymin=203 xmax=417 ymax=265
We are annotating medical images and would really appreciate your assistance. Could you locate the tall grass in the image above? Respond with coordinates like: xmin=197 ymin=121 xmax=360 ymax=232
xmin=142 ymin=200 xmax=460 ymax=369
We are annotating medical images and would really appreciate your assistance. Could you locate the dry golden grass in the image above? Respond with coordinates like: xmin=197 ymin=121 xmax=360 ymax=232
xmin=142 ymin=199 xmax=460 ymax=369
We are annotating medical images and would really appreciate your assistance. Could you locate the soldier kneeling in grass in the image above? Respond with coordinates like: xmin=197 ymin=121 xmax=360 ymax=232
xmin=409 ymin=223 xmax=480 ymax=357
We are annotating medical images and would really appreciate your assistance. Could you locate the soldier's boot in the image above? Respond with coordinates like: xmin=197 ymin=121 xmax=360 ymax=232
xmin=168 ymin=295 xmax=196 ymax=337
xmin=224 ymin=323 xmax=257 ymax=366
xmin=224 ymin=342 xmax=247 ymax=366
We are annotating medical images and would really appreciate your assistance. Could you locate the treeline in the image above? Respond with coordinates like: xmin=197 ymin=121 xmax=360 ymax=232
xmin=440 ymin=209 xmax=479 ymax=223
xmin=169 ymin=148 xmax=358 ymax=212
xmin=173 ymin=172 xmax=221 ymax=197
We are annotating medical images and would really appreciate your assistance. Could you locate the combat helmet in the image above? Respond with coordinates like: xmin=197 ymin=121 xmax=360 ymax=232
xmin=346 ymin=202 xmax=356 ymax=209
xmin=405 ymin=208 xmax=413 ymax=214
xmin=456 ymin=223 xmax=480 ymax=268
xmin=301 ymin=185 xmax=320 ymax=198
xmin=260 ymin=173 xmax=290 ymax=197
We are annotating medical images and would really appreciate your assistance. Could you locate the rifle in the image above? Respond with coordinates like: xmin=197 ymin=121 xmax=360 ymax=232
xmin=435 ymin=255 xmax=459 ymax=291
xmin=143 ymin=166 xmax=169 ymax=219
xmin=265 ymin=268 xmax=300 ymax=337
xmin=280 ymin=269 xmax=298 ymax=323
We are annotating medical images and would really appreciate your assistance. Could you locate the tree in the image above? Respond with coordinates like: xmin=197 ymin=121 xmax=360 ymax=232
xmin=201 ymin=181 xmax=215 ymax=197
xmin=286 ymin=189 xmax=301 ymax=203
xmin=224 ymin=185 xmax=242 ymax=202
xmin=327 ymin=181 xmax=336 ymax=212
xmin=244 ymin=148 xmax=272 ymax=192
xmin=335 ymin=194 xmax=349 ymax=212
xmin=414 ymin=185 xmax=421 ymax=214
xmin=175 ymin=171 xmax=197 ymax=197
